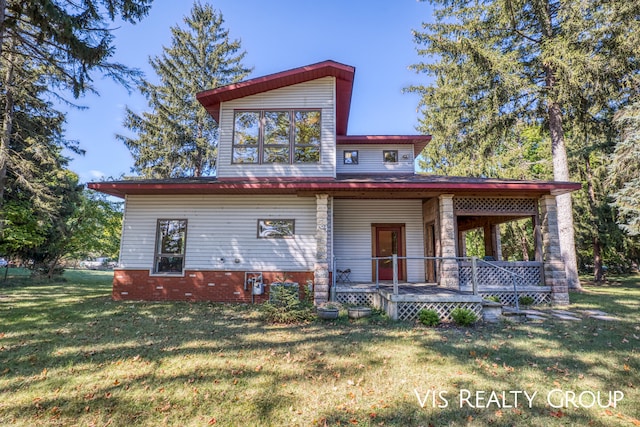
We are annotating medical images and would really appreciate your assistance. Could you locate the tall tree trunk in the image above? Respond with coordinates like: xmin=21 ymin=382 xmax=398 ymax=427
xmin=539 ymin=0 xmax=581 ymax=291
xmin=0 ymin=33 xmax=16 ymax=230
xmin=584 ymin=155 xmax=604 ymax=282
xmin=548 ymin=101 xmax=581 ymax=290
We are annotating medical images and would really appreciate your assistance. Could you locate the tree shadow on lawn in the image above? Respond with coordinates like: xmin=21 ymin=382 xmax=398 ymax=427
xmin=1 ymin=276 xmax=638 ymax=425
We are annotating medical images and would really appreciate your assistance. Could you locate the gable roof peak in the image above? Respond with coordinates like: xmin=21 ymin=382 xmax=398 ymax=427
xmin=196 ymin=60 xmax=355 ymax=135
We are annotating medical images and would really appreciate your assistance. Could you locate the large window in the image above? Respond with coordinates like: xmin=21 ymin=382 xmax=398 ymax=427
xmin=233 ymin=110 xmax=321 ymax=164
xmin=154 ymin=219 xmax=187 ymax=274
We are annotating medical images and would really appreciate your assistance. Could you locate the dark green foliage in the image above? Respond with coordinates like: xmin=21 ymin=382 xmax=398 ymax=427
xmin=1 ymin=0 xmax=153 ymax=209
xmin=418 ymin=309 xmax=440 ymax=326
xmin=409 ymin=0 xmax=640 ymax=283
xmin=260 ymin=284 xmax=315 ymax=324
xmin=609 ymin=102 xmax=640 ymax=238
xmin=518 ymin=296 xmax=534 ymax=306
xmin=119 ymin=2 xmax=251 ymax=178
xmin=450 ymin=308 xmax=478 ymax=327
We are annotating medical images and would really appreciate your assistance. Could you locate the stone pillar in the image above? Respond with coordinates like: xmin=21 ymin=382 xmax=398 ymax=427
xmin=439 ymin=194 xmax=459 ymax=289
xmin=314 ymin=194 xmax=330 ymax=304
xmin=539 ymin=195 xmax=569 ymax=305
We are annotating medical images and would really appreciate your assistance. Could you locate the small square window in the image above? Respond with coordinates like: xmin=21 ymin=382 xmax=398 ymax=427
xmin=343 ymin=150 xmax=358 ymax=164
xmin=383 ymin=150 xmax=398 ymax=163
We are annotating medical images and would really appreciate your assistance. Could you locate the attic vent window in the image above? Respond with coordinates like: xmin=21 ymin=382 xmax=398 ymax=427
xmin=232 ymin=110 xmax=321 ymax=164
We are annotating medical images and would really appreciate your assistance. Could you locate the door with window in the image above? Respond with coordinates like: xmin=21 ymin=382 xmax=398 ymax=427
xmin=373 ymin=225 xmax=405 ymax=281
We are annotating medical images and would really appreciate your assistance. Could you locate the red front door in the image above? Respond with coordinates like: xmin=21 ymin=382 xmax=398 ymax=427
xmin=375 ymin=226 xmax=404 ymax=281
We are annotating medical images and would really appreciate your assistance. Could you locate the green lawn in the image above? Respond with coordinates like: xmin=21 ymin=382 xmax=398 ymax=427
xmin=0 ymin=270 xmax=638 ymax=426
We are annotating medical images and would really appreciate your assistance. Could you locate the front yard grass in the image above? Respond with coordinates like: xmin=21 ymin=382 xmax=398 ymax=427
xmin=0 ymin=270 xmax=638 ymax=426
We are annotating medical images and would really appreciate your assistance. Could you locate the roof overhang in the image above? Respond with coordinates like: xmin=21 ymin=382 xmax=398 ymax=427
xmin=196 ymin=60 xmax=356 ymax=135
xmin=88 ymin=176 xmax=581 ymax=199
xmin=336 ymin=135 xmax=432 ymax=157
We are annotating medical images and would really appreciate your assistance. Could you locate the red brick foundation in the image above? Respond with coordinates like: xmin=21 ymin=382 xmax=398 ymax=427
xmin=112 ymin=269 xmax=314 ymax=303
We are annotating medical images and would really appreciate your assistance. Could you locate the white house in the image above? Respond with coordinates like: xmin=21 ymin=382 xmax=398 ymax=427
xmin=89 ymin=60 xmax=580 ymax=320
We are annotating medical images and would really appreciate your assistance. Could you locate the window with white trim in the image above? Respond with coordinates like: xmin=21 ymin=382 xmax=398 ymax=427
xmin=154 ymin=219 xmax=187 ymax=274
xmin=232 ymin=110 xmax=321 ymax=164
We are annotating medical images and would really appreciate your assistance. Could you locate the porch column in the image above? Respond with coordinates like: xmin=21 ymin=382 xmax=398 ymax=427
xmin=439 ymin=194 xmax=459 ymax=289
xmin=314 ymin=194 xmax=330 ymax=304
xmin=539 ymin=195 xmax=569 ymax=305
xmin=492 ymin=224 xmax=502 ymax=261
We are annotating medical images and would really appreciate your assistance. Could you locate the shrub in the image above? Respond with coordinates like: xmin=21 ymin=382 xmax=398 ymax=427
xmin=518 ymin=296 xmax=535 ymax=306
xmin=418 ymin=309 xmax=440 ymax=326
xmin=260 ymin=284 xmax=315 ymax=324
xmin=451 ymin=308 xmax=478 ymax=326
xmin=485 ymin=295 xmax=501 ymax=303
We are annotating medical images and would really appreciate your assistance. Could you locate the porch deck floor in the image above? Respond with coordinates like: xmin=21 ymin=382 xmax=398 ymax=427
xmin=335 ymin=281 xmax=483 ymax=305
xmin=335 ymin=282 xmax=475 ymax=296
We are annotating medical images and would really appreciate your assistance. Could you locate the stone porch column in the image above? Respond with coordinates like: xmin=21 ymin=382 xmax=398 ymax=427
xmin=439 ymin=194 xmax=459 ymax=289
xmin=540 ymin=195 xmax=569 ymax=305
xmin=314 ymin=194 xmax=330 ymax=304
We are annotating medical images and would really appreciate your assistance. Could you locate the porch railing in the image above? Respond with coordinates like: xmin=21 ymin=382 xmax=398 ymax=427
xmin=332 ymin=255 xmax=477 ymax=299
xmin=332 ymin=255 xmax=544 ymax=310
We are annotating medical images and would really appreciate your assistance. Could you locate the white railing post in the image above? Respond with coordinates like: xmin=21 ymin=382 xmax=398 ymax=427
xmin=471 ymin=256 xmax=478 ymax=295
xmin=392 ymin=254 xmax=398 ymax=295
xmin=331 ymin=256 xmax=337 ymax=302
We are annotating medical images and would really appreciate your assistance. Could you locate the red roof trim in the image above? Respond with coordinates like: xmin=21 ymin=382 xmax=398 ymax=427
xmin=336 ymin=135 xmax=432 ymax=157
xmin=196 ymin=60 xmax=356 ymax=135
xmin=88 ymin=180 xmax=580 ymax=199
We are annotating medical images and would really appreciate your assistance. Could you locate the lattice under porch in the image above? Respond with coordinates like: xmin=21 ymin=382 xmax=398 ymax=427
xmin=479 ymin=286 xmax=552 ymax=306
xmin=335 ymin=283 xmax=485 ymax=321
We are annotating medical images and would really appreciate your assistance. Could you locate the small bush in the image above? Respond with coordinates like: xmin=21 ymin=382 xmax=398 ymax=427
xmin=518 ymin=296 xmax=535 ymax=306
xmin=451 ymin=308 xmax=478 ymax=326
xmin=260 ymin=285 xmax=315 ymax=324
xmin=485 ymin=295 xmax=501 ymax=303
xmin=418 ymin=309 xmax=440 ymax=326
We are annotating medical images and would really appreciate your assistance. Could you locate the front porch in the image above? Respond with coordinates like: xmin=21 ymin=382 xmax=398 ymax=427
xmin=332 ymin=257 xmax=553 ymax=321
xmin=315 ymin=193 xmax=569 ymax=315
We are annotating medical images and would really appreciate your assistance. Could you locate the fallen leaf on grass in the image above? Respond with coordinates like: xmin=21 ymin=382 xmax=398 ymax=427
xmin=550 ymin=410 xmax=564 ymax=418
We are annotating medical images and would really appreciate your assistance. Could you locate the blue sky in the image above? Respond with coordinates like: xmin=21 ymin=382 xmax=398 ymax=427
xmin=64 ymin=0 xmax=434 ymax=183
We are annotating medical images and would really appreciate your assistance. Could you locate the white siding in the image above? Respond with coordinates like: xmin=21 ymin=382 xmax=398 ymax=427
xmin=336 ymin=144 xmax=415 ymax=174
xmin=217 ymin=77 xmax=336 ymax=178
xmin=333 ymin=199 xmax=425 ymax=282
xmin=120 ymin=195 xmax=316 ymax=272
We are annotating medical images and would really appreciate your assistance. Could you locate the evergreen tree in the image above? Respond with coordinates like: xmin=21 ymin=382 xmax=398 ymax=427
xmin=0 ymin=0 xmax=153 ymax=223
xmin=609 ymin=102 xmax=640 ymax=237
xmin=119 ymin=2 xmax=252 ymax=178
xmin=409 ymin=0 xmax=640 ymax=289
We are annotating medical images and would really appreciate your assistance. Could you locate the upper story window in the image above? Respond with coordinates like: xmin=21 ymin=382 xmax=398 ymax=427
xmin=343 ymin=150 xmax=358 ymax=164
xmin=233 ymin=110 xmax=321 ymax=164
xmin=383 ymin=150 xmax=398 ymax=163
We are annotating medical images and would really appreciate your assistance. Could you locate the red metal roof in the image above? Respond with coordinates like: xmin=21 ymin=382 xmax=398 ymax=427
xmin=88 ymin=175 xmax=581 ymax=199
xmin=196 ymin=60 xmax=356 ymax=135
xmin=336 ymin=135 xmax=432 ymax=157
